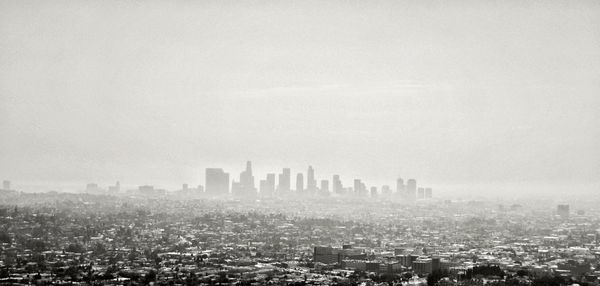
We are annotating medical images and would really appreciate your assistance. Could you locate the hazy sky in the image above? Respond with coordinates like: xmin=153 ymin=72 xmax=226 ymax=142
xmin=1 ymin=0 xmax=599 ymax=193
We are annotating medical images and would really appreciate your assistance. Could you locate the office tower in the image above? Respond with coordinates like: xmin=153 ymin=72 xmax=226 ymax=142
xmin=260 ymin=173 xmax=276 ymax=196
xmin=557 ymin=204 xmax=570 ymax=218
xmin=425 ymin=187 xmax=432 ymax=198
xmin=197 ymin=185 xmax=204 ymax=192
xmin=296 ymin=173 xmax=304 ymax=193
xmin=307 ymin=166 xmax=317 ymax=193
xmin=417 ymin=187 xmax=425 ymax=199
xmin=259 ymin=179 xmax=268 ymax=194
xmin=277 ymin=168 xmax=291 ymax=194
xmin=241 ymin=161 xmax=255 ymax=190
xmin=233 ymin=161 xmax=256 ymax=196
xmin=396 ymin=177 xmax=405 ymax=195
xmin=370 ymin=186 xmax=377 ymax=197
xmin=182 ymin=184 xmax=189 ymax=191
xmin=406 ymin=179 xmax=417 ymax=200
xmin=354 ymin=179 xmax=361 ymax=196
xmin=2 ymin=180 xmax=10 ymax=191
xmin=353 ymin=179 xmax=367 ymax=196
xmin=266 ymin=173 xmax=275 ymax=195
xmin=205 ymin=168 xmax=230 ymax=194
xmin=332 ymin=175 xmax=343 ymax=194
xmin=320 ymin=179 xmax=329 ymax=193
xmin=381 ymin=185 xmax=391 ymax=195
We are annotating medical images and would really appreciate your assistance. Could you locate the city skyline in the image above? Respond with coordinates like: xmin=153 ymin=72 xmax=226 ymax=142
xmin=1 ymin=0 xmax=598 ymax=197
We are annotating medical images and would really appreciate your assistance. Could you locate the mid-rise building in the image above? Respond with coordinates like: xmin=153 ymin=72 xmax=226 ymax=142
xmin=2 ymin=180 xmax=10 ymax=191
xmin=557 ymin=204 xmax=570 ymax=218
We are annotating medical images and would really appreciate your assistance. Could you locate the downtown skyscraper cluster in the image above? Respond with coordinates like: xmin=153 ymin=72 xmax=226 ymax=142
xmin=205 ymin=161 xmax=432 ymax=199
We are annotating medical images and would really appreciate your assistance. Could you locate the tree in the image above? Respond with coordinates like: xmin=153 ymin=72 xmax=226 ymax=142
xmin=427 ymin=269 xmax=450 ymax=286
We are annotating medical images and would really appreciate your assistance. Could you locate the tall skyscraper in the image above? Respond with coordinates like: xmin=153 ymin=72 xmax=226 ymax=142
xmin=333 ymin=175 xmax=343 ymax=194
xmin=260 ymin=173 xmax=276 ymax=196
xmin=307 ymin=166 xmax=317 ymax=193
xmin=354 ymin=179 xmax=361 ymax=195
xmin=425 ymin=188 xmax=432 ymax=199
xmin=296 ymin=173 xmax=304 ymax=193
xmin=266 ymin=173 xmax=275 ymax=194
xmin=396 ymin=177 xmax=405 ymax=195
xmin=233 ymin=161 xmax=257 ymax=196
xmin=370 ymin=186 xmax=377 ymax=197
xmin=406 ymin=179 xmax=417 ymax=200
xmin=353 ymin=179 xmax=367 ymax=196
xmin=381 ymin=185 xmax=391 ymax=195
xmin=320 ymin=179 xmax=329 ymax=193
xmin=417 ymin=187 xmax=425 ymax=199
xmin=277 ymin=168 xmax=291 ymax=194
xmin=205 ymin=168 xmax=230 ymax=194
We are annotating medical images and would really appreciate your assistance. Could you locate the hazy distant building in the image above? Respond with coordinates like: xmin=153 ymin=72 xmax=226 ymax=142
xmin=425 ymin=187 xmax=432 ymax=198
xmin=381 ymin=185 xmax=391 ymax=195
xmin=205 ymin=168 xmax=229 ymax=194
xmin=307 ymin=166 xmax=317 ymax=193
xmin=396 ymin=177 xmax=405 ymax=195
xmin=277 ymin=168 xmax=291 ymax=194
xmin=320 ymin=179 xmax=329 ymax=193
xmin=85 ymin=183 xmax=103 ymax=194
xmin=370 ymin=186 xmax=377 ymax=197
xmin=296 ymin=173 xmax=304 ymax=193
xmin=2 ymin=180 xmax=11 ymax=191
xmin=353 ymin=179 xmax=367 ymax=196
xmin=107 ymin=181 xmax=120 ymax=193
xmin=138 ymin=185 xmax=165 ymax=196
xmin=232 ymin=161 xmax=256 ymax=196
xmin=417 ymin=187 xmax=425 ymax=199
xmin=354 ymin=179 xmax=361 ymax=196
xmin=557 ymin=204 xmax=570 ymax=218
xmin=406 ymin=179 xmax=417 ymax=200
xmin=332 ymin=175 xmax=343 ymax=194
xmin=260 ymin=173 xmax=276 ymax=196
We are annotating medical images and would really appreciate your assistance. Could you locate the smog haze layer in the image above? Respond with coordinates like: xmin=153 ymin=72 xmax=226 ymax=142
xmin=1 ymin=0 xmax=599 ymax=196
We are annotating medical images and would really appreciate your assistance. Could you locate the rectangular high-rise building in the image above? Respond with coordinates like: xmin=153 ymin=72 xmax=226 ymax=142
xmin=277 ymin=168 xmax=291 ymax=194
xmin=260 ymin=173 xmax=276 ymax=196
xmin=396 ymin=178 xmax=405 ymax=195
xmin=320 ymin=179 xmax=329 ymax=193
xmin=205 ymin=168 xmax=229 ymax=194
xmin=425 ymin=188 xmax=432 ymax=198
xmin=406 ymin=179 xmax=417 ymax=200
xmin=333 ymin=175 xmax=343 ymax=194
xmin=296 ymin=173 xmax=304 ymax=193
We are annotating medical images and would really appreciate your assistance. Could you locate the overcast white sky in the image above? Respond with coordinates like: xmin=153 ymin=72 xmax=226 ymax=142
xmin=1 ymin=0 xmax=599 ymax=194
